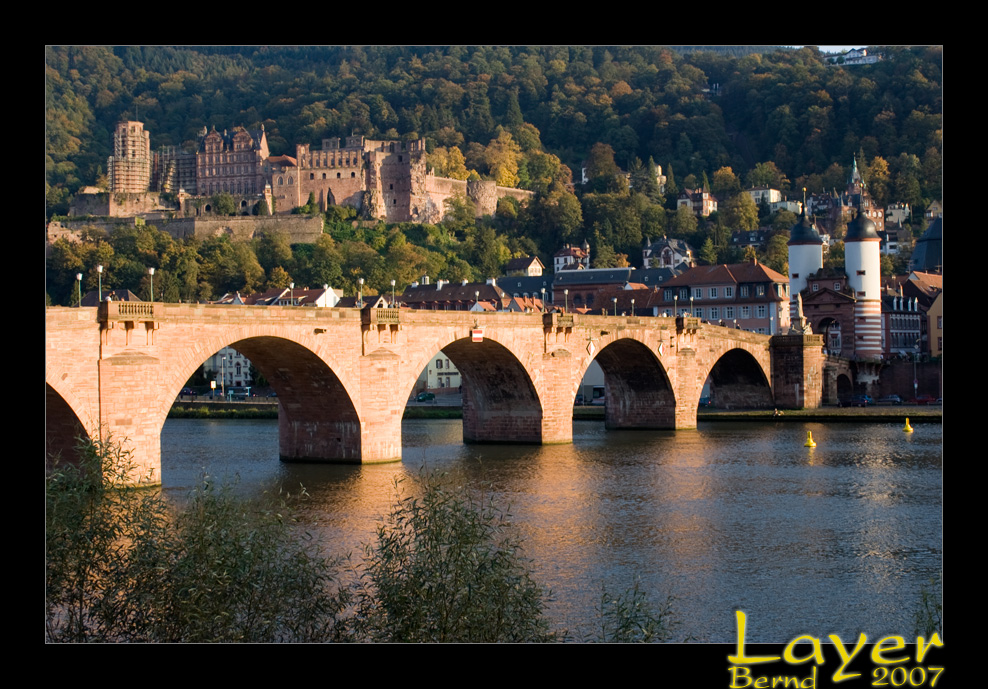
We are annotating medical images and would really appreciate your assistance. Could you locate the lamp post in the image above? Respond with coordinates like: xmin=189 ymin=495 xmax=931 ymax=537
xmin=289 ymin=282 xmax=294 ymax=305
xmin=97 ymin=264 xmax=103 ymax=302
xmin=613 ymin=297 xmax=618 ymax=316
xmin=76 ymin=273 xmax=82 ymax=307
xmin=631 ymin=298 xmax=635 ymax=316
xmin=541 ymin=287 xmax=546 ymax=313
xmin=913 ymin=339 xmax=920 ymax=400
xmin=564 ymin=289 xmax=569 ymax=312
xmin=391 ymin=279 xmax=396 ymax=307
xmin=674 ymin=294 xmax=678 ymax=317
xmin=148 ymin=267 xmax=155 ymax=303
xmin=358 ymin=278 xmax=364 ymax=308
xmin=221 ymin=355 xmax=227 ymax=399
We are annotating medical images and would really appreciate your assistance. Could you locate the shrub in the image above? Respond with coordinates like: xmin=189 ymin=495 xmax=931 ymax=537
xmin=350 ymin=470 xmax=558 ymax=642
xmin=45 ymin=437 xmax=347 ymax=642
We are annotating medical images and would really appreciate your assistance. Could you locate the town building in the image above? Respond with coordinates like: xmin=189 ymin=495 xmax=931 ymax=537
xmin=656 ymin=260 xmax=790 ymax=334
xmin=745 ymin=186 xmax=782 ymax=207
xmin=641 ymin=237 xmax=694 ymax=270
xmin=552 ymin=267 xmax=636 ymax=311
xmin=677 ymin=187 xmax=718 ymax=217
xmin=504 ymin=256 xmax=545 ymax=277
xmin=553 ymin=241 xmax=591 ymax=273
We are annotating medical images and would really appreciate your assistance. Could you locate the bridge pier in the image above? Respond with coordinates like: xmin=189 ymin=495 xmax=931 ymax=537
xmin=770 ymin=334 xmax=827 ymax=409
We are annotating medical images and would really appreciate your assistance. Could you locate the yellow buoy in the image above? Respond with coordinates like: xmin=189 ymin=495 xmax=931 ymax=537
xmin=804 ymin=431 xmax=816 ymax=447
xmin=903 ymin=418 xmax=914 ymax=433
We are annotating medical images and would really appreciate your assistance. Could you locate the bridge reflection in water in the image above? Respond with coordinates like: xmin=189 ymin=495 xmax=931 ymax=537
xmin=160 ymin=416 xmax=943 ymax=643
xmin=47 ymin=303 xmax=857 ymax=484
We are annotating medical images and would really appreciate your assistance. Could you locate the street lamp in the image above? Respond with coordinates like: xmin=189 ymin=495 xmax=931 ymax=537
xmin=391 ymin=279 xmax=396 ymax=307
xmin=541 ymin=287 xmax=546 ymax=313
xmin=674 ymin=294 xmax=678 ymax=316
xmin=613 ymin=297 xmax=618 ymax=316
xmin=148 ymin=267 xmax=155 ymax=303
xmin=221 ymin=355 xmax=227 ymax=399
xmin=631 ymin=298 xmax=635 ymax=316
xmin=76 ymin=273 xmax=82 ymax=307
xmin=289 ymin=282 xmax=294 ymax=305
xmin=358 ymin=278 xmax=364 ymax=308
xmin=97 ymin=264 xmax=103 ymax=302
xmin=564 ymin=289 xmax=569 ymax=312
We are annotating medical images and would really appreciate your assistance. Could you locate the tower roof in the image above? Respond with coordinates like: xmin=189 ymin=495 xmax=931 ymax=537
xmin=845 ymin=200 xmax=879 ymax=241
xmin=787 ymin=209 xmax=823 ymax=245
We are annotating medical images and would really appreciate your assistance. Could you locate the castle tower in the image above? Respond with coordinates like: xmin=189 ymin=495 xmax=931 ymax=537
xmin=844 ymin=198 xmax=883 ymax=359
xmin=108 ymin=121 xmax=152 ymax=193
xmin=787 ymin=208 xmax=824 ymax=324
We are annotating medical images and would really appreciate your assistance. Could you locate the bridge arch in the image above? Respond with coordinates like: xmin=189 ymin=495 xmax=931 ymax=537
xmin=45 ymin=382 xmax=92 ymax=466
xmin=701 ymin=347 xmax=774 ymax=409
xmin=402 ymin=332 xmax=545 ymax=444
xmin=171 ymin=332 xmax=365 ymax=463
xmin=578 ymin=335 xmax=677 ymax=429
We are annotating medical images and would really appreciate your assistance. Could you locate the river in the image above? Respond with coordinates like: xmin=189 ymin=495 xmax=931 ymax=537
xmin=160 ymin=416 xmax=942 ymax=643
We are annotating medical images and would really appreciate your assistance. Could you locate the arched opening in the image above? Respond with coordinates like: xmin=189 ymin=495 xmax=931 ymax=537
xmin=169 ymin=337 xmax=362 ymax=467
xmin=45 ymin=383 xmax=90 ymax=468
xmin=406 ymin=338 xmax=543 ymax=445
xmin=590 ymin=338 xmax=675 ymax=429
xmin=817 ymin=317 xmax=843 ymax=356
xmin=705 ymin=349 xmax=773 ymax=410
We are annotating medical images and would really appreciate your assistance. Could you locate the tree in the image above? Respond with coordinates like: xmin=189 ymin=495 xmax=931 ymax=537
xmin=711 ymin=166 xmax=741 ymax=199
xmin=352 ymin=471 xmax=556 ymax=643
xmin=723 ymin=193 xmax=759 ymax=232
xmin=211 ymin=192 xmax=237 ymax=216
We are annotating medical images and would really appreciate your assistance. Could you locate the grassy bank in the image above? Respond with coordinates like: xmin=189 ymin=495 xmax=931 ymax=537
xmin=170 ymin=402 xmax=941 ymax=423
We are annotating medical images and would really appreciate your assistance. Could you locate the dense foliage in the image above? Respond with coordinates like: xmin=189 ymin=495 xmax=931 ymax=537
xmin=46 ymin=46 xmax=941 ymax=299
xmin=46 ymin=438 xmax=676 ymax=642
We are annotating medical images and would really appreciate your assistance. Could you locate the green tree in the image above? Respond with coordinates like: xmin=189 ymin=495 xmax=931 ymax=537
xmin=723 ymin=193 xmax=759 ymax=232
xmin=211 ymin=192 xmax=237 ymax=216
xmin=352 ymin=471 xmax=557 ymax=643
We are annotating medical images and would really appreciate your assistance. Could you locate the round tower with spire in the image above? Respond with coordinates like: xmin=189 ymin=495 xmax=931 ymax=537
xmin=787 ymin=206 xmax=824 ymax=325
xmin=844 ymin=198 xmax=883 ymax=359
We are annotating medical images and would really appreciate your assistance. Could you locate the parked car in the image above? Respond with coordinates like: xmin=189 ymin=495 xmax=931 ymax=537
xmin=416 ymin=392 xmax=435 ymax=402
xmin=698 ymin=396 xmax=711 ymax=407
xmin=909 ymin=395 xmax=937 ymax=405
xmin=575 ymin=394 xmax=585 ymax=406
xmin=847 ymin=394 xmax=873 ymax=407
xmin=877 ymin=394 xmax=903 ymax=406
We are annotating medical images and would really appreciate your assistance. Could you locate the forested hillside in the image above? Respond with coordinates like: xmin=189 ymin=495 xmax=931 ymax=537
xmin=45 ymin=45 xmax=942 ymax=306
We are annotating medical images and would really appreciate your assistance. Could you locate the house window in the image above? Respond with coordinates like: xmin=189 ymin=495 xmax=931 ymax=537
xmin=741 ymin=306 xmax=751 ymax=318
xmin=436 ymin=359 xmax=443 ymax=369
xmin=664 ymin=289 xmax=673 ymax=301
xmin=693 ymin=288 xmax=702 ymax=299
xmin=757 ymin=305 xmax=767 ymax=318
xmin=756 ymin=285 xmax=765 ymax=296
xmin=740 ymin=286 xmax=749 ymax=297
xmin=710 ymin=307 xmax=719 ymax=319
xmin=725 ymin=287 xmax=734 ymax=298
xmin=709 ymin=287 xmax=717 ymax=298
xmin=695 ymin=308 xmax=703 ymax=318
xmin=725 ymin=307 xmax=734 ymax=319
xmin=834 ymin=282 xmax=841 ymax=291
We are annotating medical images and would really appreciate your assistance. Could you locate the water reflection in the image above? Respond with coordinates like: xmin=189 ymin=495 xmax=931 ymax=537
xmin=161 ymin=418 xmax=942 ymax=642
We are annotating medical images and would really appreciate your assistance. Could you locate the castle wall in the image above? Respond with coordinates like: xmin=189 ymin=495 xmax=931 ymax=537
xmin=52 ymin=215 xmax=324 ymax=244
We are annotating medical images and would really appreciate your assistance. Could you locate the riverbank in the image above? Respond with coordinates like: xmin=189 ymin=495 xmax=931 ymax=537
xmin=169 ymin=400 xmax=942 ymax=423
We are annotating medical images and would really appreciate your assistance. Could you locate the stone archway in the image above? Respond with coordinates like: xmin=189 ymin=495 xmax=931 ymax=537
xmin=704 ymin=348 xmax=774 ymax=409
xmin=413 ymin=337 xmax=544 ymax=445
xmin=588 ymin=337 xmax=676 ymax=429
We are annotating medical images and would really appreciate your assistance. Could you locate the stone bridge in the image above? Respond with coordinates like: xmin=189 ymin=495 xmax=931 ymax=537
xmin=46 ymin=302 xmax=828 ymax=483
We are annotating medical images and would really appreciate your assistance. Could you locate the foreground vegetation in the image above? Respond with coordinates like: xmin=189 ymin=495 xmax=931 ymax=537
xmin=46 ymin=437 xmax=676 ymax=643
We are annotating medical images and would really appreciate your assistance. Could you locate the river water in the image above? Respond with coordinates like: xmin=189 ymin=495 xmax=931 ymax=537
xmin=160 ymin=417 xmax=942 ymax=643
